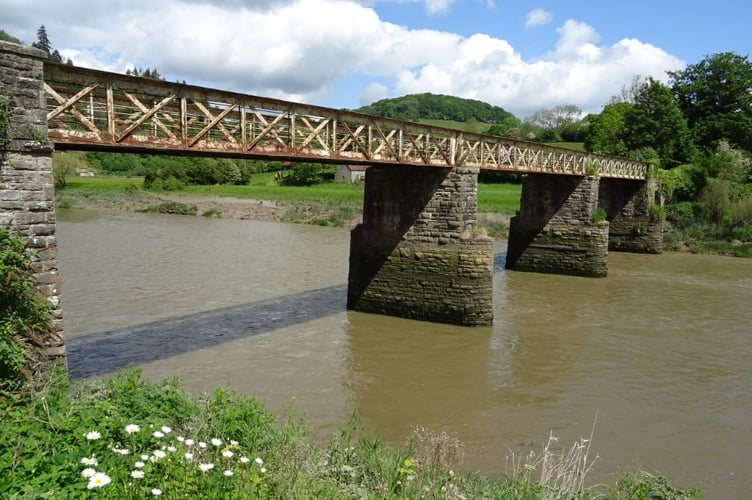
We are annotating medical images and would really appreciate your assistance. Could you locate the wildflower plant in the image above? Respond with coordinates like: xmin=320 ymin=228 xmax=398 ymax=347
xmin=74 ymin=422 xmax=270 ymax=498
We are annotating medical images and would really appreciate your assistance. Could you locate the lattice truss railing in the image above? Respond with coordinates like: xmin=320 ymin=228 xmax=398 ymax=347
xmin=44 ymin=63 xmax=647 ymax=179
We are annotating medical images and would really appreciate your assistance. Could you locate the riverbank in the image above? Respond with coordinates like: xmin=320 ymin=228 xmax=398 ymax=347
xmin=53 ymin=176 xmax=751 ymax=255
xmin=54 ymin=180 xmax=513 ymax=238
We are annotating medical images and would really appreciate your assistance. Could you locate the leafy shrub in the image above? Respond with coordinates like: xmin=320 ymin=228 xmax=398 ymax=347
xmin=613 ymin=471 xmax=700 ymax=499
xmin=732 ymin=195 xmax=752 ymax=226
xmin=0 ymin=368 xmax=702 ymax=499
xmin=732 ymin=224 xmax=752 ymax=242
xmin=149 ymin=176 xmax=186 ymax=192
xmin=665 ymin=202 xmax=699 ymax=228
xmin=0 ymin=227 xmax=51 ymax=391
xmin=154 ymin=201 xmax=197 ymax=216
xmin=280 ymin=162 xmax=325 ymax=186
xmin=591 ymin=207 xmax=608 ymax=223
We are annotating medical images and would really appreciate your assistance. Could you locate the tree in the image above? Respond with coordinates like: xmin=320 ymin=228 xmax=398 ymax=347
xmin=126 ymin=67 xmax=164 ymax=80
xmin=486 ymin=114 xmax=524 ymax=137
xmin=52 ymin=152 xmax=85 ymax=188
xmin=609 ymin=75 xmax=647 ymax=104
xmin=669 ymin=52 xmax=752 ymax=152
xmin=524 ymin=104 xmax=582 ymax=141
xmin=31 ymin=25 xmax=52 ymax=54
xmin=583 ymin=102 xmax=631 ymax=156
xmin=31 ymin=25 xmax=63 ymax=62
xmin=623 ymin=78 xmax=695 ymax=168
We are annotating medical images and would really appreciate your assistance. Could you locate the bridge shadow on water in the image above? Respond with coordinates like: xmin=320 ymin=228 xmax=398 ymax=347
xmin=67 ymin=284 xmax=347 ymax=379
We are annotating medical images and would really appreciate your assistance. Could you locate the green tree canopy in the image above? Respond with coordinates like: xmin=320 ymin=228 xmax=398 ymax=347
xmin=669 ymin=52 xmax=752 ymax=152
xmin=583 ymin=102 xmax=631 ymax=157
xmin=623 ymin=77 xmax=696 ymax=168
xmin=355 ymin=93 xmax=517 ymax=124
xmin=31 ymin=25 xmax=63 ymax=62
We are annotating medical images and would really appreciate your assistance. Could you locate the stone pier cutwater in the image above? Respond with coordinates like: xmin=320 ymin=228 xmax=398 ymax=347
xmin=0 ymin=41 xmax=65 ymax=376
xmin=347 ymin=165 xmax=494 ymax=326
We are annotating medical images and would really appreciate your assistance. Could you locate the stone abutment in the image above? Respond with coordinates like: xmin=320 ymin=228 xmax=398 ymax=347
xmin=0 ymin=41 xmax=65 ymax=379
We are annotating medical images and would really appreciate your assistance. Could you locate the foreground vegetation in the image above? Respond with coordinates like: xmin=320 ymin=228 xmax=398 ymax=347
xmin=1 ymin=368 xmax=701 ymax=500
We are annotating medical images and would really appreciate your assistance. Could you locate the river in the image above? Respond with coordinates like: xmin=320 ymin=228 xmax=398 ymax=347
xmin=56 ymin=210 xmax=752 ymax=498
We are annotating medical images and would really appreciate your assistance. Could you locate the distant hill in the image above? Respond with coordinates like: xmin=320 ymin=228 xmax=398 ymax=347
xmin=354 ymin=93 xmax=519 ymax=126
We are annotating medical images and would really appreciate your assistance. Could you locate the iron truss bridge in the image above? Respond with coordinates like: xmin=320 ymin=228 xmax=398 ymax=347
xmin=44 ymin=63 xmax=647 ymax=180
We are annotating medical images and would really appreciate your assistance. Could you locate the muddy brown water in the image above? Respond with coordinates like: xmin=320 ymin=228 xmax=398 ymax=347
xmin=57 ymin=210 xmax=752 ymax=498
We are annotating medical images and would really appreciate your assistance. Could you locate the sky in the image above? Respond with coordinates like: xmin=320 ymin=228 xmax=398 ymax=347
xmin=2 ymin=0 xmax=750 ymax=119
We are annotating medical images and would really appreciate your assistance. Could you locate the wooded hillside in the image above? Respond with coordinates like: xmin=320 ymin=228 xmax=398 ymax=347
xmin=355 ymin=93 xmax=518 ymax=124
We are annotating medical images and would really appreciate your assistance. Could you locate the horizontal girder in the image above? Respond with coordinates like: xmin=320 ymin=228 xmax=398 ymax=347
xmin=43 ymin=62 xmax=647 ymax=179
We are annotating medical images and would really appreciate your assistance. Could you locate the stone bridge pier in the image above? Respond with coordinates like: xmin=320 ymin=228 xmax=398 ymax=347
xmin=0 ymin=41 xmax=65 ymax=377
xmin=599 ymin=177 xmax=662 ymax=253
xmin=506 ymin=174 xmax=609 ymax=277
xmin=506 ymin=173 xmax=662 ymax=277
xmin=347 ymin=165 xmax=494 ymax=326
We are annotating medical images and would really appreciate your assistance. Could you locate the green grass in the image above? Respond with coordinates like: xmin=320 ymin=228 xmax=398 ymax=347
xmin=477 ymin=182 xmax=521 ymax=213
xmin=63 ymin=177 xmax=145 ymax=191
xmin=183 ymin=173 xmax=367 ymax=202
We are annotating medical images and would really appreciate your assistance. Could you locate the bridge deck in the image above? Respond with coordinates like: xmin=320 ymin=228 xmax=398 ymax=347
xmin=43 ymin=62 xmax=647 ymax=179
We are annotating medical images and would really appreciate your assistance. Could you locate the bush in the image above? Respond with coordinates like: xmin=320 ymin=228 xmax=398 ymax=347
xmin=665 ymin=202 xmax=699 ymax=228
xmin=0 ymin=227 xmax=51 ymax=391
xmin=154 ymin=201 xmax=197 ymax=216
xmin=592 ymin=207 xmax=607 ymax=223
xmin=732 ymin=224 xmax=752 ymax=242
xmin=613 ymin=471 xmax=700 ymax=499
xmin=732 ymin=195 xmax=752 ymax=226
xmin=280 ymin=163 xmax=324 ymax=186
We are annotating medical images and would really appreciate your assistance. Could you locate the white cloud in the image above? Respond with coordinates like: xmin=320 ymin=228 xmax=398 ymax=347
xmin=525 ymin=8 xmax=552 ymax=28
xmin=394 ymin=20 xmax=684 ymax=117
xmin=424 ymin=0 xmax=455 ymax=14
xmin=360 ymin=82 xmax=389 ymax=105
xmin=4 ymin=0 xmax=685 ymax=118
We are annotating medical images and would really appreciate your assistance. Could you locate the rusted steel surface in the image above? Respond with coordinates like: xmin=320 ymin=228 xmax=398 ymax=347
xmin=44 ymin=62 xmax=648 ymax=179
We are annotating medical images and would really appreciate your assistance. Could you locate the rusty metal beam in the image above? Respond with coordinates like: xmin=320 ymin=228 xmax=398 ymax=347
xmin=43 ymin=62 xmax=648 ymax=179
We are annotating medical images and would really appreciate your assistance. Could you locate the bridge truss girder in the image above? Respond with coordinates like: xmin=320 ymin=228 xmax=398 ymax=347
xmin=44 ymin=63 xmax=647 ymax=180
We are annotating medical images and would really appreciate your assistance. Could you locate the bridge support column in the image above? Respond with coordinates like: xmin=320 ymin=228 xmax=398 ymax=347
xmin=506 ymin=174 xmax=608 ymax=277
xmin=347 ymin=165 xmax=493 ymax=326
xmin=1 ymin=41 xmax=65 ymax=382
xmin=599 ymin=178 xmax=663 ymax=253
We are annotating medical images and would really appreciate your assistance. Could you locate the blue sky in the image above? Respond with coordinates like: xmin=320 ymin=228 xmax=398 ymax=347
xmin=2 ymin=0 xmax=750 ymax=118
